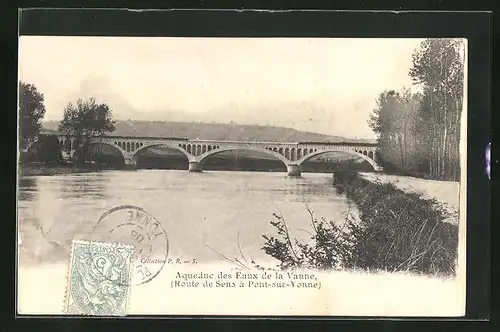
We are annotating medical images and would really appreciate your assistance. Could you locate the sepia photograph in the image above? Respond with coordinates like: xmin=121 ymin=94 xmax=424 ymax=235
xmin=17 ymin=36 xmax=467 ymax=316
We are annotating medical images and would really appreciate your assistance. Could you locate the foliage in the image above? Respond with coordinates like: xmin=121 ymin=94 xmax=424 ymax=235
xmin=29 ymin=134 xmax=64 ymax=164
xmin=368 ymin=38 xmax=465 ymax=181
xmin=18 ymin=82 xmax=46 ymax=150
xmin=409 ymin=38 xmax=464 ymax=181
xmin=262 ymin=172 xmax=458 ymax=276
xmin=262 ymin=211 xmax=354 ymax=271
xmin=369 ymin=89 xmax=427 ymax=175
xmin=58 ymin=97 xmax=116 ymax=163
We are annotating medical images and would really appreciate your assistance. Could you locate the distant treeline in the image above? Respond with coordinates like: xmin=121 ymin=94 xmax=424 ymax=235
xmin=369 ymin=39 xmax=464 ymax=181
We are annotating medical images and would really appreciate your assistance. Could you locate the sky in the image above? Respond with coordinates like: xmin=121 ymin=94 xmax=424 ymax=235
xmin=19 ymin=37 xmax=426 ymax=139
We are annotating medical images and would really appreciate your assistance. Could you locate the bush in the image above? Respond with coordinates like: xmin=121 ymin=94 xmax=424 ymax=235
xmin=30 ymin=134 xmax=64 ymax=164
xmin=19 ymin=150 xmax=36 ymax=164
xmin=262 ymin=211 xmax=354 ymax=271
xmin=262 ymin=172 xmax=458 ymax=276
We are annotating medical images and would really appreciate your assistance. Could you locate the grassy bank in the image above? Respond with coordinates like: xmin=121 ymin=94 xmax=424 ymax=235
xmin=262 ymin=172 xmax=458 ymax=277
xmin=359 ymin=172 xmax=459 ymax=225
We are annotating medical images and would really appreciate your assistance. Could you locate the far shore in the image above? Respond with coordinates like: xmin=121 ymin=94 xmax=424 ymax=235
xmin=18 ymin=163 xmax=125 ymax=177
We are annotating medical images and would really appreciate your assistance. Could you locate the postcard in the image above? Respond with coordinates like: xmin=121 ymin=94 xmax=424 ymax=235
xmin=17 ymin=36 xmax=467 ymax=316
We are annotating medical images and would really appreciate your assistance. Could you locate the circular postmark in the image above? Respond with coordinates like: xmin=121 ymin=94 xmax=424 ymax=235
xmin=89 ymin=205 xmax=169 ymax=286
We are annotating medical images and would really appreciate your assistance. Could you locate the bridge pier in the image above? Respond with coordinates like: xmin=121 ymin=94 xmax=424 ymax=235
xmin=62 ymin=150 xmax=74 ymax=161
xmin=188 ymin=161 xmax=202 ymax=172
xmin=287 ymin=164 xmax=301 ymax=177
xmin=124 ymin=157 xmax=137 ymax=169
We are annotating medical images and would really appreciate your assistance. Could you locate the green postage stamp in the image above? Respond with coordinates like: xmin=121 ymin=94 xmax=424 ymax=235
xmin=64 ymin=239 xmax=135 ymax=316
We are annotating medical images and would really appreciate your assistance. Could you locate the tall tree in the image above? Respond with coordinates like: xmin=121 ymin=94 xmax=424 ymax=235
xmin=18 ymin=82 xmax=46 ymax=150
xmin=369 ymin=38 xmax=465 ymax=181
xmin=369 ymin=88 xmax=427 ymax=175
xmin=369 ymin=90 xmax=400 ymax=172
xmin=409 ymin=38 xmax=464 ymax=180
xmin=58 ymin=97 xmax=116 ymax=163
xmin=369 ymin=89 xmax=419 ymax=173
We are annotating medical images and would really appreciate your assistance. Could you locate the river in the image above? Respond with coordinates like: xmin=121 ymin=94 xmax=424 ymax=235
xmin=17 ymin=170 xmax=355 ymax=268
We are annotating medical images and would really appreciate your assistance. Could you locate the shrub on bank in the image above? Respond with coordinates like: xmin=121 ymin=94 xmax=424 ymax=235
xmin=262 ymin=172 xmax=458 ymax=277
xmin=262 ymin=211 xmax=354 ymax=271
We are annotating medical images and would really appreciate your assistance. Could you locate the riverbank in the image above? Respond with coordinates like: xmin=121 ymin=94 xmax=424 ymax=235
xmin=262 ymin=171 xmax=458 ymax=277
xmin=334 ymin=172 xmax=459 ymax=276
xmin=359 ymin=172 xmax=459 ymax=225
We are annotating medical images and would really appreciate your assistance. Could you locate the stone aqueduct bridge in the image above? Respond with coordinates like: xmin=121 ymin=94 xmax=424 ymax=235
xmin=57 ymin=134 xmax=381 ymax=176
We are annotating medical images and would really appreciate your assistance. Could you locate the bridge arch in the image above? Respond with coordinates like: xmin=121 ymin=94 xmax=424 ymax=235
xmin=71 ymin=142 xmax=126 ymax=164
xmin=297 ymin=149 xmax=380 ymax=171
xmin=131 ymin=143 xmax=192 ymax=161
xmin=196 ymin=146 xmax=290 ymax=168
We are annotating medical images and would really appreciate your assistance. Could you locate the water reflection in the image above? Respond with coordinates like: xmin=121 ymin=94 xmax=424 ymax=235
xmin=263 ymin=174 xmax=341 ymax=203
xmin=18 ymin=170 xmax=354 ymax=266
xmin=58 ymin=173 xmax=110 ymax=200
xmin=17 ymin=176 xmax=69 ymax=265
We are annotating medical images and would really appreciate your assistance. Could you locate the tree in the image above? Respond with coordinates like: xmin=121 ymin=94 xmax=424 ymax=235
xmin=18 ymin=82 xmax=46 ymax=150
xmin=58 ymin=97 xmax=116 ymax=164
xmin=369 ymin=90 xmax=400 ymax=172
xmin=31 ymin=134 xmax=64 ymax=164
xmin=409 ymin=38 xmax=464 ymax=181
xmin=369 ymin=89 xmax=424 ymax=175
xmin=368 ymin=38 xmax=465 ymax=181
